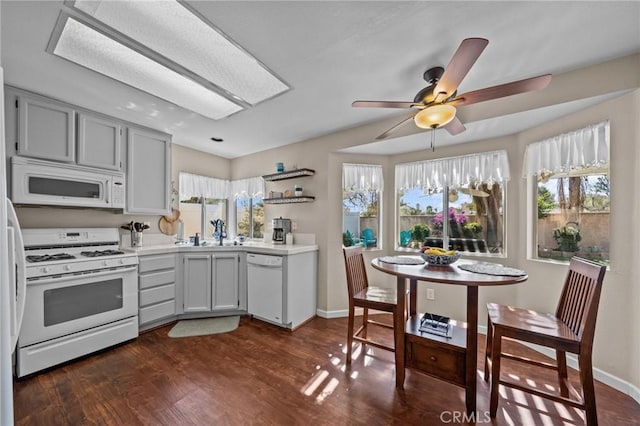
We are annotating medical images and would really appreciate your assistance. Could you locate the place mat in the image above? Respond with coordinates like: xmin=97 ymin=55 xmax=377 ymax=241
xmin=379 ymin=256 xmax=425 ymax=265
xmin=458 ymin=262 xmax=527 ymax=276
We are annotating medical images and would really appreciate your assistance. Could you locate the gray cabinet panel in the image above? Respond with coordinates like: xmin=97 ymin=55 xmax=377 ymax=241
xmin=139 ymin=254 xmax=176 ymax=273
xmin=77 ymin=113 xmax=122 ymax=170
xmin=212 ymin=253 xmax=239 ymax=311
xmin=140 ymin=283 xmax=176 ymax=307
xmin=18 ymin=95 xmax=75 ymax=162
xmin=140 ymin=300 xmax=175 ymax=325
xmin=139 ymin=270 xmax=176 ymax=290
xmin=138 ymin=254 xmax=177 ymax=328
xmin=182 ymin=252 xmax=240 ymax=313
xmin=126 ymin=127 xmax=171 ymax=214
xmin=183 ymin=255 xmax=212 ymax=312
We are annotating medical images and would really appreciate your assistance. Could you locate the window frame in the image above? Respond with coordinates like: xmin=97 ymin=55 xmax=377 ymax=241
xmin=342 ymin=163 xmax=384 ymax=250
xmin=235 ymin=195 xmax=264 ymax=240
xmin=528 ymin=169 xmax=610 ymax=266
xmin=395 ymin=183 xmax=507 ymax=257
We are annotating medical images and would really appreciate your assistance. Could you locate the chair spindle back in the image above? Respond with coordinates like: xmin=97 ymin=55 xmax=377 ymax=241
xmin=555 ymin=257 xmax=606 ymax=342
xmin=343 ymin=246 xmax=369 ymax=299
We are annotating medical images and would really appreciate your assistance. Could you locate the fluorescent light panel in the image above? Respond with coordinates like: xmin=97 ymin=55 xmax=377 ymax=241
xmin=72 ymin=0 xmax=289 ymax=106
xmin=53 ymin=17 xmax=243 ymax=120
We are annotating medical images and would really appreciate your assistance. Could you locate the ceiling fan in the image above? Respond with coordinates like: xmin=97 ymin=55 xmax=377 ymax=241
xmin=352 ymin=38 xmax=552 ymax=145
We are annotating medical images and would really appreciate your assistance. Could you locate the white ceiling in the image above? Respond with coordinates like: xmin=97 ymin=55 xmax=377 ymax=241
xmin=2 ymin=1 xmax=639 ymax=159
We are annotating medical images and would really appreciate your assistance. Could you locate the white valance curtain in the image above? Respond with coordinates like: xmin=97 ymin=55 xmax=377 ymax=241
xmin=395 ymin=150 xmax=510 ymax=191
xmin=231 ymin=176 xmax=265 ymax=199
xmin=523 ymin=121 xmax=610 ymax=177
xmin=342 ymin=163 xmax=384 ymax=191
xmin=179 ymin=172 xmax=229 ymax=199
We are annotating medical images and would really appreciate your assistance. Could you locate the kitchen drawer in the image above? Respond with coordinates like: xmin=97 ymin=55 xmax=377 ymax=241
xmin=406 ymin=335 xmax=466 ymax=386
xmin=139 ymin=270 xmax=175 ymax=290
xmin=139 ymin=254 xmax=176 ymax=273
xmin=140 ymin=300 xmax=175 ymax=325
xmin=140 ymin=283 xmax=175 ymax=307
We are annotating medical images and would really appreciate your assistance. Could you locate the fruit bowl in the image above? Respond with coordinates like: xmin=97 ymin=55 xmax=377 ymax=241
xmin=420 ymin=250 xmax=460 ymax=266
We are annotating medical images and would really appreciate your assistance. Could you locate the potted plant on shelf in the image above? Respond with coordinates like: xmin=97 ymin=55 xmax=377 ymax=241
xmin=410 ymin=223 xmax=431 ymax=248
xmin=431 ymin=208 xmax=468 ymax=238
xmin=553 ymin=224 xmax=581 ymax=253
xmin=463 ymin=222 xmax=483 ymax=239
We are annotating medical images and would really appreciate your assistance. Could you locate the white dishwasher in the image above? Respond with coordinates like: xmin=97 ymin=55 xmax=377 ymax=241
xmin=247 ymin=253 xmax=283 ymax=324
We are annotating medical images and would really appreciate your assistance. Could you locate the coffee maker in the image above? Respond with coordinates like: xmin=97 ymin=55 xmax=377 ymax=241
xmin=272 ymin=217 xmax=291 ymax=244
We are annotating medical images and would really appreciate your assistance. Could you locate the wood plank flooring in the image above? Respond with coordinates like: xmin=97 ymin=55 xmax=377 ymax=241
xmin=13 ymin=315 xmax=640 ymax=425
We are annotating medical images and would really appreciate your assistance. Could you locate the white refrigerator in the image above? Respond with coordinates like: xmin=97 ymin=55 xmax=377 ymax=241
xmin=1 ymin=66 xmax=27 ymax=424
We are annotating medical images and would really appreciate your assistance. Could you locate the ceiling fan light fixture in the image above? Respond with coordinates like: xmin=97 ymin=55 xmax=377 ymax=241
xmin=414 ymin=104 xmax=456 ymax=129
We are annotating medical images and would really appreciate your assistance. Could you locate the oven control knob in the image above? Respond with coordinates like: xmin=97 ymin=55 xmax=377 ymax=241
xmin=102 ymin=260 xmax=109 ymax=267
xmin=42 ymin=267 xmax=50 ymax=274
xmin=63 ymin=265 xmax=72 ymax=271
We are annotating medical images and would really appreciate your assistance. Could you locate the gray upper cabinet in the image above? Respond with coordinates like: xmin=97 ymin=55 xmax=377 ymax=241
xmin=126 ymin=126 xmax=171 ymax=215
xmin=17 ymin=94 xmax=75 ymax=163
xmin=77 ymin=113 xmax=122 ymax=171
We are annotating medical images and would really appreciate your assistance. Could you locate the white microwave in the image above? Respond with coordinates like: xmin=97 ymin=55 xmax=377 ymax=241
xmin=11 ymin=156 xmax=125 ymax=209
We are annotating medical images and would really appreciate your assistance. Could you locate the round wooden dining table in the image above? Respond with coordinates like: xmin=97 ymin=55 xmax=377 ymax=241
xmin=371 ymin=257 xmax=527 ymax=415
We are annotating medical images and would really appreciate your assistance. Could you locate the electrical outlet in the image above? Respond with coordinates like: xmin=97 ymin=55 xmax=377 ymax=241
xmin=426 ymin=288 xmax=435 ymax=300
xmin=292 ymin=221 xmax=298 ymax=231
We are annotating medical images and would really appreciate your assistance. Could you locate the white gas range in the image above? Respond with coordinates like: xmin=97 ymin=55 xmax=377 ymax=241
xmin=16 ymin=228 xmax=139 ymax=377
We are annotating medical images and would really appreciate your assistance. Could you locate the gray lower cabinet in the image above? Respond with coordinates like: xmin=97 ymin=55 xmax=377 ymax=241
xmin=16 ymin=93 xmax=75 ymax=163
xmin=126 ymin=126 xmax=171 ymax=215
xmin=138 ymin=254 xmax=177 ymax=330
xmin=182 ymin=252 xmax=241 ymax=313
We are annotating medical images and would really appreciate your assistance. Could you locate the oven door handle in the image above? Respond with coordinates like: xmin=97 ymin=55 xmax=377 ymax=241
xmin=27 ymin=265 xmax=138 ymax=286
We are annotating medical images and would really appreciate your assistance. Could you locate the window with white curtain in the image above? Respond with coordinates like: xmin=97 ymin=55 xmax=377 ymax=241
xmin=395 ymin=150 xmax=510 ymax=255
xmin=524 ymin=121 xmax=610 ymax=265
xmin=342 ymin=163 xmax=383 ymax=249
xmin=232 ymin=177 xmax=265 ymax=239
xmin=179 ymin=172 xmax=229 ymax=241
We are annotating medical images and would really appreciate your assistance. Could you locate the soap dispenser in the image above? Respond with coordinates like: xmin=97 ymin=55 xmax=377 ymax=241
xmin=193 ymin=232 xmax=200 ymax=246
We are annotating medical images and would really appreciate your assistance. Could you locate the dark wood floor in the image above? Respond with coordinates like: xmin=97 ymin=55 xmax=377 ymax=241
xmin=13 ymin=315 xmax=640 ymax=425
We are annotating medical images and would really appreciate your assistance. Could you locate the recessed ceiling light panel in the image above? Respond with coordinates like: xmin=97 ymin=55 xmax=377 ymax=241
xmin=51 ymin=16 xmax=243 ymax=120
xmin=71 ymin=0 xmax=290 ymax=106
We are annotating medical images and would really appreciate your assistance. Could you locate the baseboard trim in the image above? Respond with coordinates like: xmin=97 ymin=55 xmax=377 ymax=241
xmin=316 ymin=309 xmax=348 ymax=319
xmin=317 ymin=308 xmax=390 ymax=319
xmin=478 ymin=325 xmax=640 ymax=405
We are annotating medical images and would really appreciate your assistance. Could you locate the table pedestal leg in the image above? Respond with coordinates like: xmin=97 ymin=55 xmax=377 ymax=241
xmin=395 ymin=276 xmax=406 ymax=388
xmin=465 ymin=286 xmax=479 ymax=415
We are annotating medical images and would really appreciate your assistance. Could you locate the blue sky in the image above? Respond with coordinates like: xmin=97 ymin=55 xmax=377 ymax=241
xmin=401 ymin=188 xmax=471 ymax=212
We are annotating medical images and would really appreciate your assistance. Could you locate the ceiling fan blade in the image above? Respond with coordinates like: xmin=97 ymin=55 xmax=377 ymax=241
xmin=352 ymin=100 xmax=417 ymax=109
xmin=449 ymin=74 xmax=552 ymax=107
xmin=433 ymin=38 xmax=489 ymax=101
xmin=442 ymin=116 xmax=466 ymax=135
xmin=375 ymin=114 xmax=415 ymax=140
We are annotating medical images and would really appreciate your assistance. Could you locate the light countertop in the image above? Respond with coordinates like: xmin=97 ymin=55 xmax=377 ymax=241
xmin=125 ymin=241 xmax=318 ymax=256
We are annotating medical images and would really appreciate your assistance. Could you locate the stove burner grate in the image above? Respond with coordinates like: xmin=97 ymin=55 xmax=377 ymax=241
xmin=26 ymin=253 xmax=76 ymax=263
xmin=80 ymin=250 xmax=125 ymax=257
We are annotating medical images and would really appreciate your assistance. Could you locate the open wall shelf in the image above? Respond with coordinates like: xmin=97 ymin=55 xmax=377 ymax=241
xmin=262 ymin=168 xmax=315 ymax=181
xmin=263 ymin=196 xmax=315 ymax=204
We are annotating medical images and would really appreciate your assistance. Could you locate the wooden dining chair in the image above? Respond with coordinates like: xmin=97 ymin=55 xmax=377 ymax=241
xmin=342 ymin=246 xmax=401 ymax=365
xmin=484 ymin=257 xmax=606 ymax=425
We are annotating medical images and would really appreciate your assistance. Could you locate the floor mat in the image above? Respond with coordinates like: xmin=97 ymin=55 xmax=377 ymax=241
xmin=168 ymin=316 xmax=240 ymax=338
